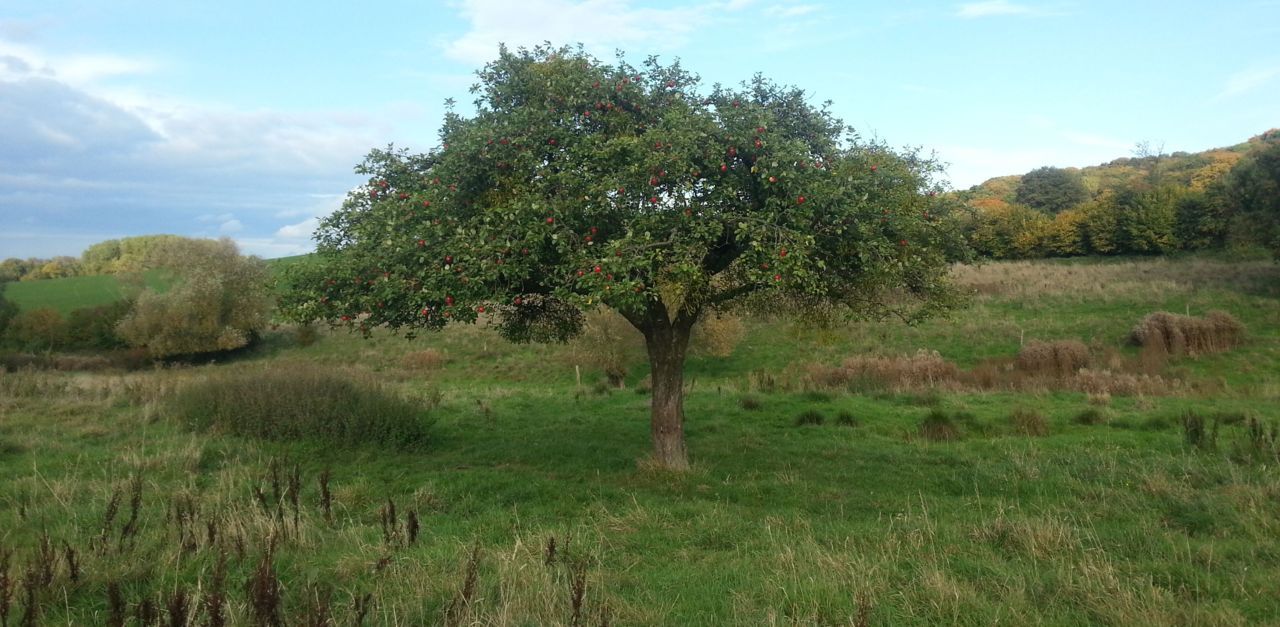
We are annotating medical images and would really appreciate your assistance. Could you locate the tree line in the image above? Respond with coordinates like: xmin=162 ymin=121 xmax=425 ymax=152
xmin=957 ymin=131 xmax=1280 ymax=259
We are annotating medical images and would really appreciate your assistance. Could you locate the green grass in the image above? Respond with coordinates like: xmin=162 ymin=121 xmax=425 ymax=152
xmin=1 ymin=271 xmax=169 ymax=315
xmin=1 ymin=255 xmax=1279 ymax=624
xmin=1 ymin=254 xmax=305 ymax=315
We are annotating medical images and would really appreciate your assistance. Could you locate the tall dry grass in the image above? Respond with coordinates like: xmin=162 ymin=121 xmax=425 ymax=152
xmin=952 ymin=258 xmax=1280 ymax=301
xmin=1129 ymin=311 xmax=1245 ymax=356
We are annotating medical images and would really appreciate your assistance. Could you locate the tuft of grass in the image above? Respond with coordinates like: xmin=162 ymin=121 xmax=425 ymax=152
xmin=835 ymin=411 xmax=859 ymax=427
xmin=1130 ymin=310 xmax=1245 ymax=357
xmin=918 ymin=409 xmax=960 ymax=441
xmin=1015 ymin=340 xmax=1089 ymax=377
xmin=1073 ymin=408 xmax=1109 ymax=425
xmin=1009 ymin=408 xmax=1050 ymax=437
xmin=739 ymin=395 xmax=763 ymax=411
xmin=809 ymin=350 xmax=958 ymax=391
xmin=401 ymin=348 xmax=448 ymax=371
xmin=794 ymin=410 xmax=825 ymax=426
xmin=168 ymin=363 xmax=432 ymax=448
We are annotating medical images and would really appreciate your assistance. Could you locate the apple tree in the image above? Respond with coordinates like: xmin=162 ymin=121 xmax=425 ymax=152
xmin=281 ymin=45 xmax=964 ymax=469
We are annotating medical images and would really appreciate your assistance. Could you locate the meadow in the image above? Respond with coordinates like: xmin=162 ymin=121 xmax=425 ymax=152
xmin=1 ymin=255 xmax=1279 ymax=625
xmin=2 ymin=272 xmax=168 ymax=316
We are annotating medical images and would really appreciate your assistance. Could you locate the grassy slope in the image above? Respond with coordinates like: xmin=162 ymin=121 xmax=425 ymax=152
xmin=1 ymin=256 xmax=1279 ymax=625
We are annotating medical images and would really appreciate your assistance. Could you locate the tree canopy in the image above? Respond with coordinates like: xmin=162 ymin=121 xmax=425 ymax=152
xmin=282 ymin=45 xmax=964 ymax=468
xmin=1015 ymin=166 xmax=1089 ymax=214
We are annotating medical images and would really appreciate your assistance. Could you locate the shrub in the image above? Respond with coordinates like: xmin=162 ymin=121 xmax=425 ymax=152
xmin=168 ymin=364 xmax=431 ymax=447
xmin=919 ymin=409 xmax=960 ymax=441
xmin=1009 ymin=408 xmax=1050 ymax=437
xmin=66 ymin=300 xmax=132 ymax=350
xmin=116 ymin=237 xmax=272 ymax=358
xmin=794 ymin=409 xmax=825 ymax=426
xmin=3 ymin=308 xmax=67 ymax=351
xmin=573 ymin=309 xmax=640 ymax=388
xmin=1015 ymin=340 xmax=1089 ymax=377
xmin=1129 ymin=310 xmax=1245 ymax=357
xmin=690 ymin=313 xmax=746 ymax=358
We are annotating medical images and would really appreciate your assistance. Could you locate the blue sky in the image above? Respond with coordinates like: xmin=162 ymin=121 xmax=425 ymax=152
xmin=2 ymin=0 xmax=1277 ymax=259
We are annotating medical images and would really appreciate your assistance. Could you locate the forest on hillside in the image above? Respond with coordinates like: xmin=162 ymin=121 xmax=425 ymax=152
xmin=955 ymin=130 xmax=1280 ymax=259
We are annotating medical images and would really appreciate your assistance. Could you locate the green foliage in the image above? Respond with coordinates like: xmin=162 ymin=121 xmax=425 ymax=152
xmin=80 ymin=235 xmax=185 ymax=275
xmin=285 ymin=45 xmax=961 ymax=334
xmin=168 ymin=364 xmax=431 ymax=447
xmin=1015 ymin=166 xmax=1089 ymax=214
xmin=117 ymin=237 xmax=272 ymax=358
xmin=282 ymin=45 xmax=964 ymax=465
xmin=966 ymin=203 xmax=1051 ymax=258
xmin=0 ymin=290 xmax=16 ymax=337
xmin=65 ymin=300 xmax=132 ymax=350
xmin=1113 ymin=186 xmax=1180 ymax=254
xmin=1222 ymin=140 xmax=1280 ymax=256
xmin=2 ymin=307 xmax=67 ymax=351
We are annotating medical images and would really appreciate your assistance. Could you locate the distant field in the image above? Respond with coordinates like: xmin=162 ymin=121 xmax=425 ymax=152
xmin=1 ymin=255 xmax=304 ymax=314
xmin=1 ymin=273 xmax=157 ymax=315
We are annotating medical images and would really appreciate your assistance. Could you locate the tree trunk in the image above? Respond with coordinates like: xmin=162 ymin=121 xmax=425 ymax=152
xmin=643 ymin=319 xmax=693 ymax=470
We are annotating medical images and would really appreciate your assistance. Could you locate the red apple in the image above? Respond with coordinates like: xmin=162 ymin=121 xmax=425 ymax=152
xmin=756 ymin=126 xmax=766 ymax=133
xmin=649 ymin=196 xmax=659 ymax=204
xmin=720 ymin=164 xmax=728 ymax=172
xmin=594 ymin=265 xmax=602 ymax=273
xmin=476 ymin=306 xmax=485 ymax=313
xmin=773 ymin=274 xmax=781 ymax=281
xmin=546 ymin=217 xmax=555 ymax=224
xmin=417 ymin=239 xmax=425 ymax=247
xmin=768 ymin=176 xmax=777 ymax=183
xmin=779 ymin=248 xmax=787 ymax=257
xmin=513 ymin=296 xmax=523 ymax=305
xmin=445 ymin=256 xmax=452 ymax=264
xmin=650 ymin=176 xmax=659 ymax=186
xmin=445 ymin=296 xmax=454 ymax=306
xmin=797 ymin=196 xmax=806 ymax=204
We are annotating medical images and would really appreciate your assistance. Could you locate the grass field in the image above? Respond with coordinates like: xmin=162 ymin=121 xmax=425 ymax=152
xmin=1 ymin=271 xmax=171 ymax=315
xmin=2 ymin=255 xmax=1279 ymax=625
xmin=0 ymin=255 xmax=302 ymax=315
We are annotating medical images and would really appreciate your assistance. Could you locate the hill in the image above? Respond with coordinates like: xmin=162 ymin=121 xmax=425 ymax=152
xmin=962 ymin=129 xmax=1280 ymax=202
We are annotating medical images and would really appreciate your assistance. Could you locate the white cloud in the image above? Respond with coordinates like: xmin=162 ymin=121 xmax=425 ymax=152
xmin=444 ymin=0 xmax=762 ymax=65
xmin=0 ymin=38 xmax=376 ymax=259
xmin=765 ymin=4 xmax=820 ymax=18
xmin=1214 ymin=66 xmax=1280 ymax=101
xmin=276 ymin=216 xmax=319 ymax=239
xmin=956 ymin=1 xmax=1041 ymax=18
